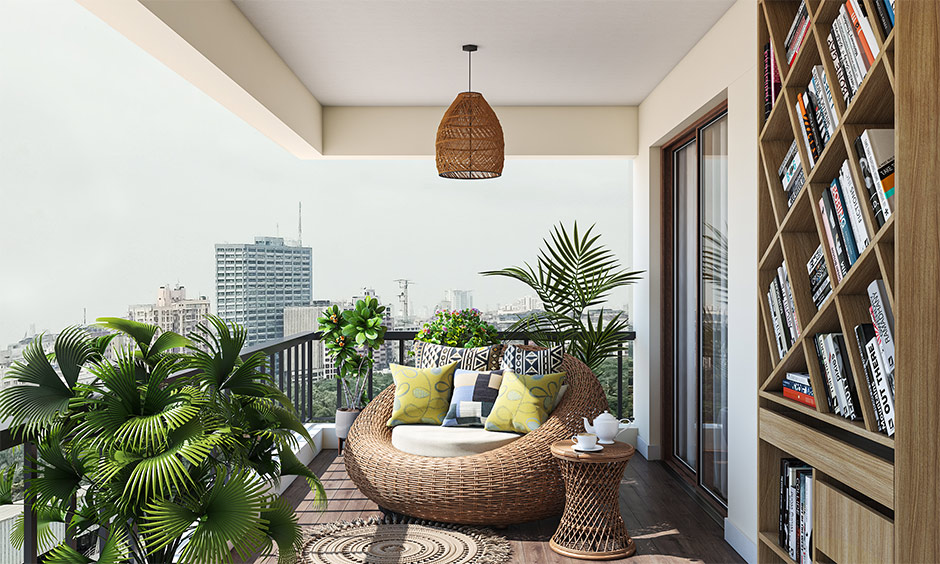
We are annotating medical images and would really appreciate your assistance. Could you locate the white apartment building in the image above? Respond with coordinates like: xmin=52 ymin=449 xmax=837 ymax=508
xmin=128 ymin=284 xmax=210 ymax=338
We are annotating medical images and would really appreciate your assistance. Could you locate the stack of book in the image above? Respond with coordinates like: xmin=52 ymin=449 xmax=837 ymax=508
xmin=763 ymin=42 xmax=782 ymax=120
xmin=818 ymin=159 xmax=870 ymax=282
xmin=767 ymin=261 xmax=800 ymax=360
xmin=778 ymin=141 xmax=804 ymax=208
xmin=779 ymin=458 xmax=813 ymax=564
xmin=795 ymin=66 xmax=839 ymax=169
xmin=853 ymin=128 xmax=895 ymax=229
xmin=825 ymin=0 xmax=881 ymax=105
xmin=871 ymin=0 xmax=895 ymax=38
xmin=859 ymin=279 xmax=896 ymax=435
xmin=806 ymin=245 xmax=832 ymax=309
xmin=813 ymin=333 xmax=861 ymax=420
xmin=784 ymin=1 xmax=810 ymax=67
xmin=783 ymin=372 xmax=815 ymax=408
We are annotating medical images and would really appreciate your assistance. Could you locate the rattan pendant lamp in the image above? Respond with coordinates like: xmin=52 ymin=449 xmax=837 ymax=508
xmin=435 ymin=44 xmax=504 ymax=179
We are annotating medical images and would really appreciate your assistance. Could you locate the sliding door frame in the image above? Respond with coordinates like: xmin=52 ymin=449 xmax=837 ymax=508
xmin=660 ymin=100 xmax=729 ymax=514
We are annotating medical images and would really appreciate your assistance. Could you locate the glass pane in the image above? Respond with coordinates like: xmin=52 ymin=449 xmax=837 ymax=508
xmin=700 ymin=115 xmax=729 ymax=503
xmin=674 ymin=140 xmax=698 ymax=470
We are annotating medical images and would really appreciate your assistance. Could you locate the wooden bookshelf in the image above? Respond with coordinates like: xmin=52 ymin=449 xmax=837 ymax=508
xmin=756 ymin=1 xmax=936 ymax=562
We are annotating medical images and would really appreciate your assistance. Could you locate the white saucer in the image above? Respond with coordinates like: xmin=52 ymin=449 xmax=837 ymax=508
xmin=573 ymin=444 xmax=604 ymax=453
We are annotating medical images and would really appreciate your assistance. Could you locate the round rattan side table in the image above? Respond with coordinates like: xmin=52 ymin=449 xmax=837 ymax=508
xmin=549 ymin=440 xmax=636 ymax=560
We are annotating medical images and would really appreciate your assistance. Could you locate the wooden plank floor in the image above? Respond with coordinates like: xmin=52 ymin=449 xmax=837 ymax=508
xmin=241 ymin=449 xmax=744 ymax=564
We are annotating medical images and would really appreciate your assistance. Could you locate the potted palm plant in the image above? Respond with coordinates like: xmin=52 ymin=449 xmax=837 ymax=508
xmin=318 ymin=298 xmax=387 ymax=441
xmin=0 ymin=316 xmax=325 ymax=563
xmin=481 ymin=222 xmax=644 ymax=372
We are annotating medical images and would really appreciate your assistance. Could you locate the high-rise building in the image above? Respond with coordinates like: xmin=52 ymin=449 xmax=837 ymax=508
xmin=442 ymin=289 xmax=473 ymax=311
xmin=215 ymin=236 xmax=313 ymax=346
xmin=129 ymin=284 xmax=210 ymax=337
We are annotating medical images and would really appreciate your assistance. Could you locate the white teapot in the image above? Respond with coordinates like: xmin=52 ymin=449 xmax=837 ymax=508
xmin=583 ymin=411 xmax=626 ymax=444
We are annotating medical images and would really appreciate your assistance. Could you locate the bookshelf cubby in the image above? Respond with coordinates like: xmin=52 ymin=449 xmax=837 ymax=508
xmin=756 ymin=1 xmax=933 ymax=562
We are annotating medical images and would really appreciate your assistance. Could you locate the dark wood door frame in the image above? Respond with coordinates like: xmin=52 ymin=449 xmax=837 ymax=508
xmin=660 ymin=100 xmax=728 ymax=515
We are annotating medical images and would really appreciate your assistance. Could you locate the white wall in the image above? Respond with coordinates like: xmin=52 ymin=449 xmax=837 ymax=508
xmin=631 ymin=0 xmax=758 ymax=561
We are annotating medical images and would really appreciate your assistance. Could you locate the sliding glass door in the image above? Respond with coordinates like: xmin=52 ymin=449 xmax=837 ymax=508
xmin=664 ymin=105 xmax=729 ymax=507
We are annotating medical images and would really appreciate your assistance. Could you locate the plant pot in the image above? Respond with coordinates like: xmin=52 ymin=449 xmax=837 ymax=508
xmin=335 ymin=408 xmax=362 ymax=440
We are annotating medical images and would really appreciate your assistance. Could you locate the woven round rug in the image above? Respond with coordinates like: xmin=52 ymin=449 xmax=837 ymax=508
xmin=300 ymin=516 xmax=512 ymax=564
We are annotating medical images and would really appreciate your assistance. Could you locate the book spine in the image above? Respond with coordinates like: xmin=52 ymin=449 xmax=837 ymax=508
xmin=885 ymin=0 xmax=895 ymax=26
xmin=788 ymin=475 xmax=798 ymax=559
xmin=855 ymin=324 xmax=886 ymax=433
xmin=812 ymin=278 xmax=832 ymax=305
xmin=780 ymin=142 xmax=800 ymax=185
xmin=797 ymin=94 xmax=819 ymax=165
xmin=773 ymin=278 xmax=792 ymax=348
xmin=868 ymin=279 xmax=896 ymax=372
xmin=817 ymin=334 xmax=841 ymax=415
xmin=787 ymin=170 xmax=806 ymax=207
xmin=827 ymin=31 xmax=852 ymax=104
xmin=808 ymin=78 xmax=831 ymax=145
xmin=840 ymin=7 xmax=870 ymax=78
xmin=784 ymin=2 xmax=807 ymax=50
xmin=853 ymin=135 xmax=887 ymax=227
xmin=861 ymin=130 xmax=893 ymax=219
xmin=772 ymin=42 xmax=782 ymax=100
xmin=819 ymin=197 xmax=845 ymax=283
xmin=833 ymin=334 xmax=861 ymax=420
xmin=872 ymin=0 xmax=893 ymax=36
xmin=780 ymin=459 xmax=790 ymax=549
xmin=783 ymin=379 xmax=815 ymax=396
xmin=840 ymin=160 xmax=871 ymax=249
xmin=783 ymin=387 xmax=817 ymax=408
xmin=778 ymin=266 xmax=796 ymax=345
xmin=824 ymin=334 xmax=849 ymax=417
xmin=830 ymin=179 xmax=860 ymax=264
xmin=786 ymin=372 xmax=813 ymax=387
xmin=782 ymin=262 xmax=800 ymax=339
xmin=867 ymin=335 xmax=896 ymax=436
xmin=807 ymin=244 xmax=825 ymax=275
xmin=764 ymin=43 xmax=772 ymax=119
xmin=803 ymin=477 xmax=813 ymax=564
xmin=788 ymin=12 xmax=811 ymax=65
xmin=768 ymin=288 xmax=786 ymax=359
xmin=835 ymin=11 xmax=864 ymax=91
xmin=822 ymin=189 xmax=850 ymax=277
xmin=803 ymin=91 xmax=824 ymax=158
xmin=846 ymin=0 xmax=879 ymax=66
xmin=813 ymin=65 xmax=839 ymax=132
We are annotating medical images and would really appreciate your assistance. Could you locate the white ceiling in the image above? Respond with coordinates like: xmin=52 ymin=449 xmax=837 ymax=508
xmin=231 ymin=0 xmax=735 ymax=106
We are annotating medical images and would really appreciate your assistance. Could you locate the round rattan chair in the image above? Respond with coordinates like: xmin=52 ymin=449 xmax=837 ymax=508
xmin=343 ymin=349 xmax=609 ymax=526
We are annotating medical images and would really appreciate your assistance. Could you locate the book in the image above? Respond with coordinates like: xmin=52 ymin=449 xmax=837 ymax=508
xmin=788 ymin=465 xmax=812 ymax=559
xmin=780 ymin=262 xmax=800 ymax=340
xmin=866 ymin=333 xmax=896 ymax=436
xmin=830 ymin=178 xmax=860 ymax=264
xmin=784 ymin=1 xmax=807 ymax=53
xmin=832 ymin=334 xmax=861 ymax=420
xmin=819 ymin=197 xmax=844 ymax=284
xmin=786 ymin=4 xmax=811 ymax=65
xmin=806 ymin=79 xmax=831 ymax=146
xmin=835 ymin=10 xmax=865 ymax=91
xmin=855 ymin=324 xmax=891 ymax=434
xmin=764 ymin=43 xmax=772 ymax=119
xmin=800 ymin=473 xmax=813 ymax=564
xmin=813 ymin=65 xmax=839 ymax=132
xmin=812 ymin=280 xmax=833 ymax=308
xmin=783 ymin=384 xmax=817 ymax=408
xmin=797 ymin=93 xmax=819 ymax=166
xmin=853 ymin=135 xmax=887 ymax=227
xmin=847 ymin=0 xmax=880 ymax=67
xmin=815 ymin=334 xmax=841 ymax=415
xmin=860 ymin=130 xmax=894 ymax=220
xmin=885 ymin=0 xmax=895 ymax=26
xmin=772 ymin=276 xmax=792 ymax=348
xmin=864 ymin=129 xmax=896 ymax=210
xmin=780 ymin=141 xmax=801 ymax=189
xmin=780 ymin=458 xmax=802 ymax=548
xmin=841 ymin=5 xmax=871 ymax=74
xmin=787 ymin=170 xmax=806 ymax=208
xmin=787 ymin=372 xmax=813 ymax=387
xmin=839 ymin=160 xmax=871 ymax=251
xmin=872 ymin=0 xmax=893 ymax=36
xmin=821 ymin=189 xmax=850 ymax=277
xmin=868 ymin=279 xmax=895 ymax=373
xmin=826 ymin=31 xmax=851 ymax=104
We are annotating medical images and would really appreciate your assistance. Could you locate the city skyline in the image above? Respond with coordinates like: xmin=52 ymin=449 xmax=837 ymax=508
xmin=0 ymin=0 xmax=634 ymax=346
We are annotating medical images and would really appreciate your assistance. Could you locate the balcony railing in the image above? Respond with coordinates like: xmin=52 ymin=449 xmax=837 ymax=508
xmin=244 ymin=329 xmax=636 ymax=421
xmin=1 ymin=329 xmax=634 ymax=562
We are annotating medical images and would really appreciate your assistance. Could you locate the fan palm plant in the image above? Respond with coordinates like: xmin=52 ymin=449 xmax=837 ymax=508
xmin=0 ymin=316 xmax=325 ymax=564
xmin=481 ymin=222 xmax=644 ymax=372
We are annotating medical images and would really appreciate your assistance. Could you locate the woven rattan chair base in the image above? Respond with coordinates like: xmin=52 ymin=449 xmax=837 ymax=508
xmin=343 ymin=348 xmax=609 ymax=526
xmin=549 ymin=440 xmax=636 ymax=560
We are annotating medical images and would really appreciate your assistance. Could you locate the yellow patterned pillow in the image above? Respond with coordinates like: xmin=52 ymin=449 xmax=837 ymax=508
xmin=484 ymin=371 xmax=566 ymax=433
xmin=387 ymin=362 xmax=459 ymax=427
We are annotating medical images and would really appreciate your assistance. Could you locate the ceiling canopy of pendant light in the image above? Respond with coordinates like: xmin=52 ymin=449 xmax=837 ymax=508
xmin=435 ymin=44 xmax=504 ymax=180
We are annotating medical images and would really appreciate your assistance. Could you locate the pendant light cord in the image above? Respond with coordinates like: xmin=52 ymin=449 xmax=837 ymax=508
xmin=467 ymin=49 xmax=472 ymax=93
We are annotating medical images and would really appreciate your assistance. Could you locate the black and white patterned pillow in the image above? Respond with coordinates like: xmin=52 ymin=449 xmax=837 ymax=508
xmin=500 ymin=344 xmax=565 ymax=375
xmin=413 ymin=342 xmax=502 ymax=371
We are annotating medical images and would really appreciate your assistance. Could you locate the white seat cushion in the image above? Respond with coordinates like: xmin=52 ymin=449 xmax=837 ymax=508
xmin=391 ymin=425 xmax=520 ymax=458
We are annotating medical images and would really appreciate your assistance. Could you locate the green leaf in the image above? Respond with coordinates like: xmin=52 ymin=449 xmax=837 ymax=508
xmin=96 ymin=317 xmax=158 ymax=358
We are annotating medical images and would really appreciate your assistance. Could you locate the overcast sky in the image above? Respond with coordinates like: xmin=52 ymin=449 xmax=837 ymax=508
xmin=0 ymin=0 xmax=634 ymax=346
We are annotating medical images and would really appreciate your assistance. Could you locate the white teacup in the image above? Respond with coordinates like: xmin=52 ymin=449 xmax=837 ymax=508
xmin=571 ymin=433 xmax=598 ymax=450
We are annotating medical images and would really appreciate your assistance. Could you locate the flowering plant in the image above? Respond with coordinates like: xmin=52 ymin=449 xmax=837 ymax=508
xmin=415 ymin=308 xmax=499 ymax=348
